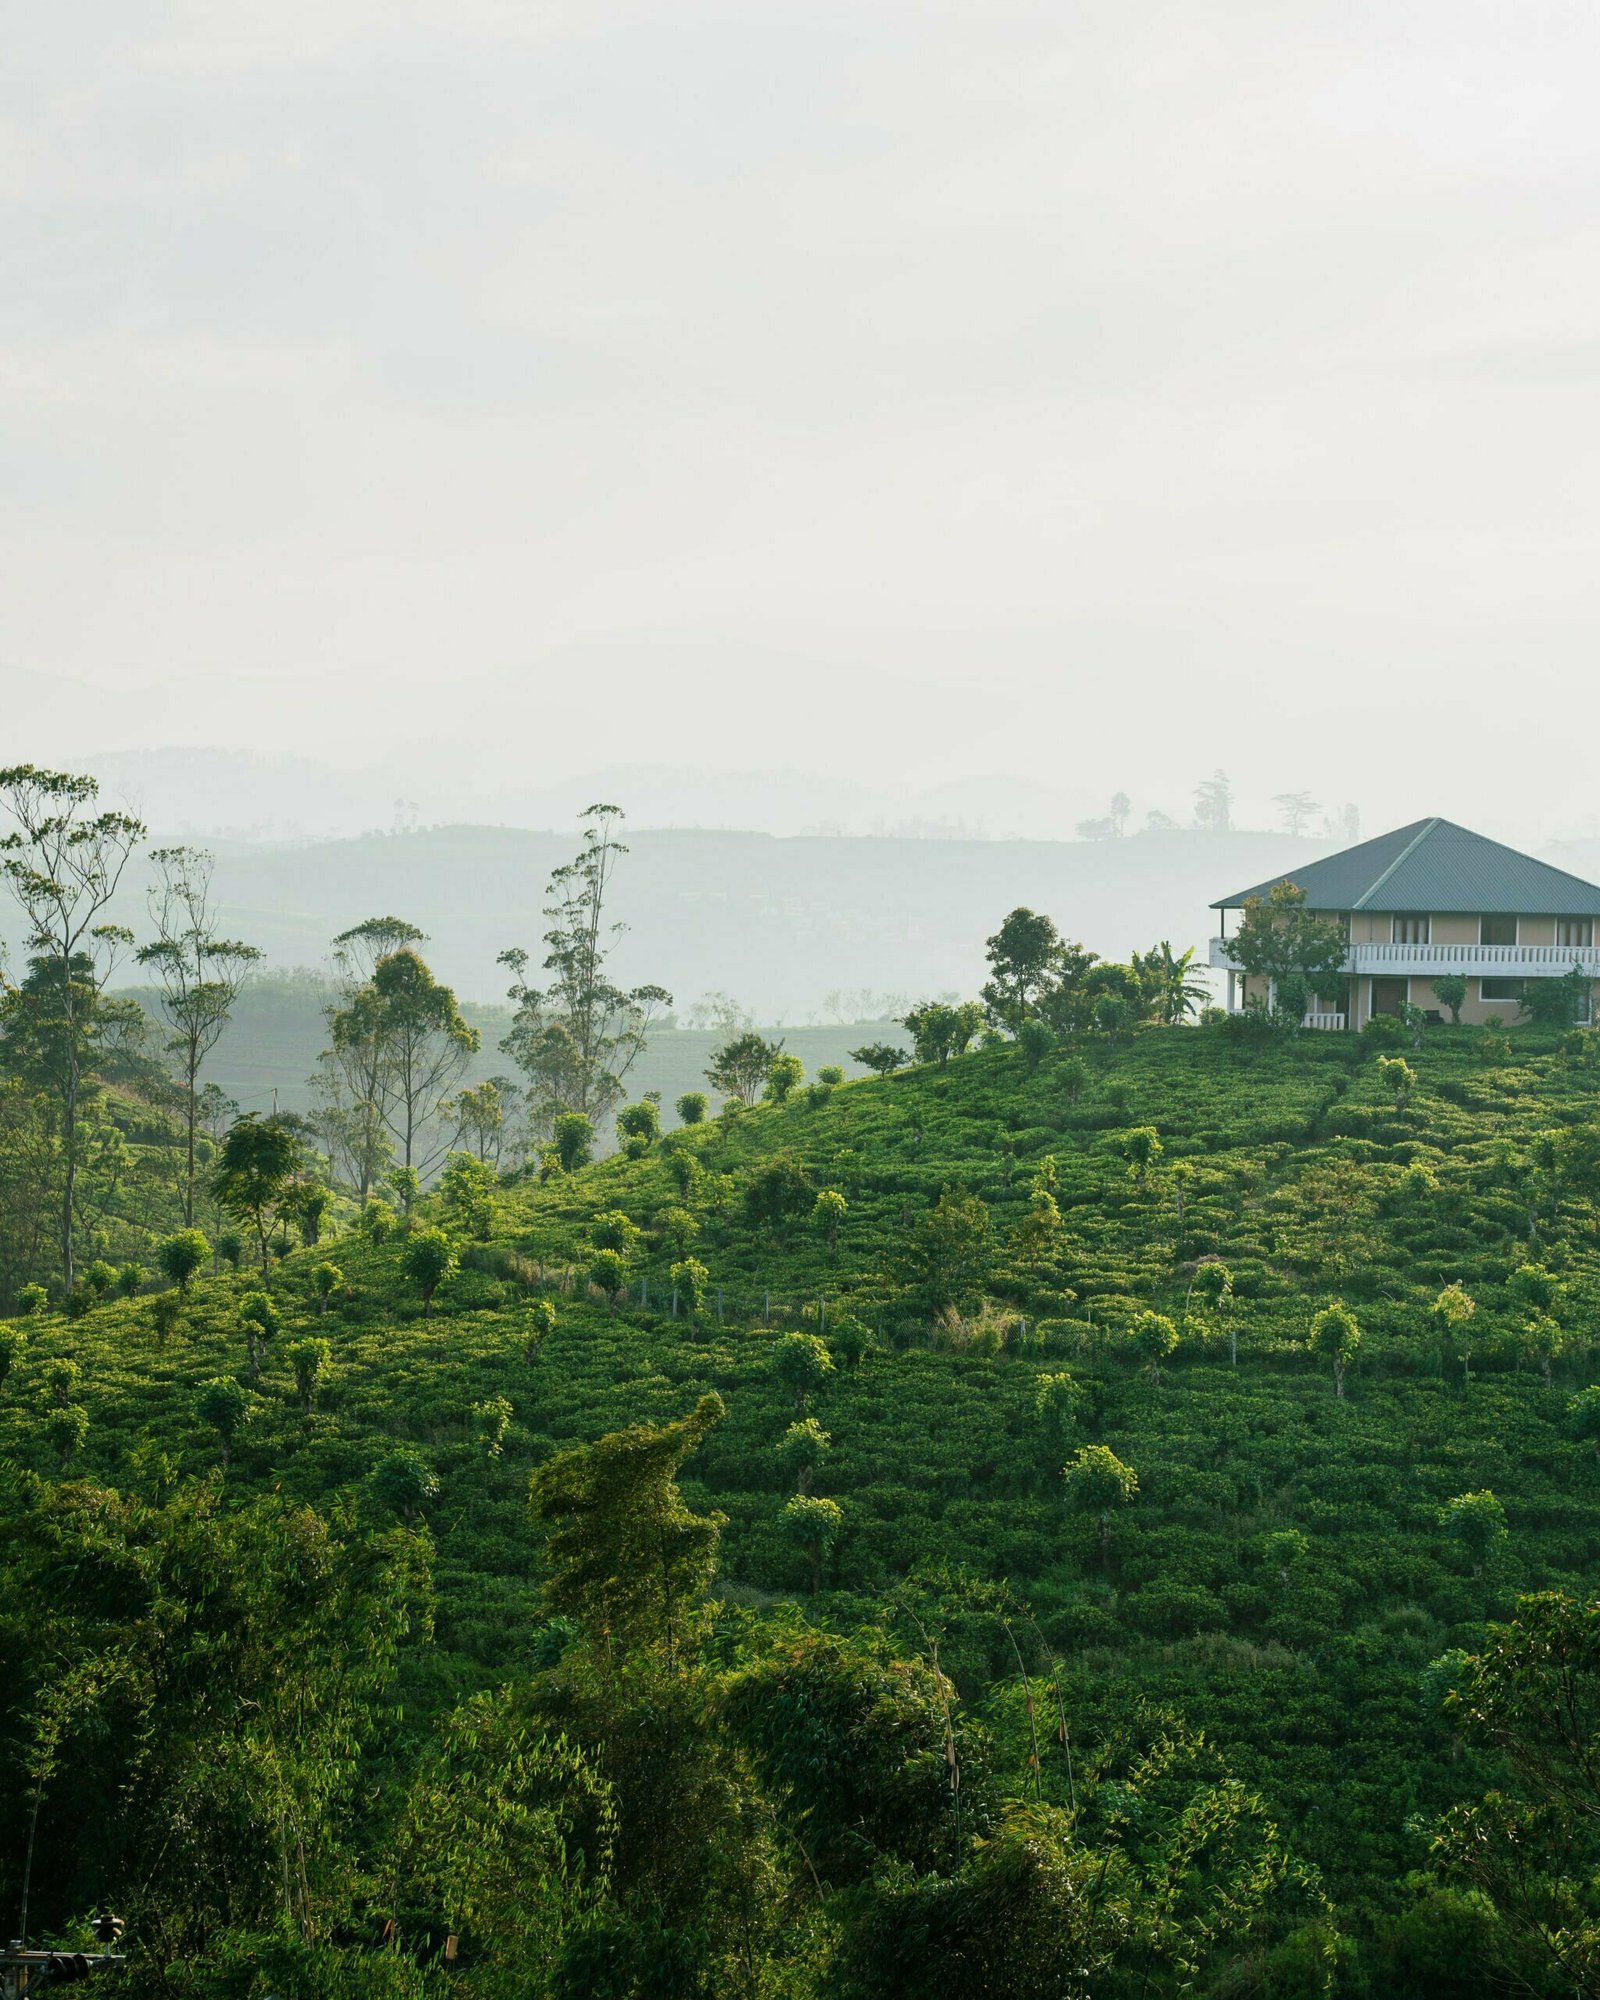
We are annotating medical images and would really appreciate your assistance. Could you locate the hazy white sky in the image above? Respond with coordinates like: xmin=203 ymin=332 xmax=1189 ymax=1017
xmin=6 ymin=1 xmax=1600 ymax=837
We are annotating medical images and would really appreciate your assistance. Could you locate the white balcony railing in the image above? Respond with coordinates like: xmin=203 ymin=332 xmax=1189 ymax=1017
xmin=1209 ymin=937 xmax=1600 ymax=978
xmin=1303 ymin=1011 xmax=1346 ymax=1031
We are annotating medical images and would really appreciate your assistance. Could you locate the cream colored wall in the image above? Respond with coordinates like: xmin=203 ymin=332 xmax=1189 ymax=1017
xmin=1428 ymin=914 xmax=1478 ymax=945
xmin=1520 ymin=916 xmax=1556 ymax=946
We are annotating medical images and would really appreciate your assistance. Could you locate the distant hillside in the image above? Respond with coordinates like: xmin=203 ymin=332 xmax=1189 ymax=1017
xmin=87 ymin=824 xmax=1347 ymax=1016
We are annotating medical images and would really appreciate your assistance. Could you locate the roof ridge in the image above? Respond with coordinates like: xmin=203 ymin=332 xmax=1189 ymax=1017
xmin=1352 ymin=816 xmax=1440 ymax=911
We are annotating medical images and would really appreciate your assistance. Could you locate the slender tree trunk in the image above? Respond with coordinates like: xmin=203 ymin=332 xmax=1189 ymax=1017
xmin=184 ymin=1043 xmax=199 ymax=1226
xmin=61 ymin=1074 xmax=78 ymax=1293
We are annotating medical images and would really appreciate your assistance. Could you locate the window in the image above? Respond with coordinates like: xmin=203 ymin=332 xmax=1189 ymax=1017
xmin=1557 ymin=918 xmax=1594 ymax=948
xmin=1480 ymin=978 xmax=1521 ymax=1001
xmin=1479 ymin=915 xmax=1518 ymax=946
xmin=1392 ymin=914 xmax=1430 ymax=944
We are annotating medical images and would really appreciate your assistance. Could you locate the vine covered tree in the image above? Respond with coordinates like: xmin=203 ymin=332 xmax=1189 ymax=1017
xmin=0 ymin=766 xmax=146 ymax=1289
xmin=499 ymin=805 xmax=671 ymax=1131
xmin=527 ymin=1391 xmax=726 ymax=1657
xmin=136 ymin=847 xmax=262 ymax=1224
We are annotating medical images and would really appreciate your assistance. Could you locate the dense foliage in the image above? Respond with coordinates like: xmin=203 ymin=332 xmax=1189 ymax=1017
xmin=4 ymin=1004 xmax=1600 ymax=1991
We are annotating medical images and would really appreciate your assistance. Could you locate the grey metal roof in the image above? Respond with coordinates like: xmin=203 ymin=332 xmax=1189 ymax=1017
xmin=1212 ymin=817 xmax=1600 ymax=914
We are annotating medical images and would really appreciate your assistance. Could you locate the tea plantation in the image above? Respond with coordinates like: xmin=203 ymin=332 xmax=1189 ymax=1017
xmin=6 ymin=1019 xmax=1600 ymax=1995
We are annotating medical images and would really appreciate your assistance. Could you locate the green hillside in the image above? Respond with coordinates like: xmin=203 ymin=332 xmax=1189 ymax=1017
xmin=5 ymin=1020 xmax=1600 ymax=1993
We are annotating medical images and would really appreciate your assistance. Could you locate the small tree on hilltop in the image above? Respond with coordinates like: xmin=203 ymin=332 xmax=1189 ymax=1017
xmin=473 ymin=1395 xmax=514 ymax=1460
xmin=745 ymin=1154 xmax=815 ymax=1238
xmin=1131 ymin=1310 xmax=1179 ymax=1385
xmin=197 ymin=1376 xmax=251 ymax=1468
xmin=1432 ymin=1282 xmax=1478 ymax=1383
xmin=659 ymin=1207 xmax=699 ymax=1258
xmin=774 ymin=1331 xmax=834 ymax=1415
xmin=764 ymin=1052 xmax=805 ymax=1103
xmin=778 ymin=1493 xmax=842 ymax=1595
xmin=238 ymin=1290 xmax=280 ymax=1379
xmin=307 ymin=1262 xmax=340 ymax=1316
xmin=895 ymin=1188 xmax=991 ymax=1319
xmin=813 ymin=1188 xmax=847 ymax=1259
xmin=591 ymin=1210 xmax=641 ymax=1257
xmin=1309 ymin=1301 xmax=1361 ymax=1399
xmin=403 ymin=1229 xmax=458 ymax=1318
xmin=552 ymin=1113 xmax=593 ymax=1173
xmin=901 ymin=1001 xmax=984 ymax=1070
xmin=47 ymin=1404 xmax=89 ymax=1470
xmin=524 ymin=1296 xmax=557 ymax=1363
xmin=156 ymin=1228 xmax=211 ymax=1296
xmin=286 ymin=1337 xmax=329 ymax=1414
xmin=849 ymin=1042 xmax=907 ymax=1080
xmin=372 ymin=1448 xmax=439 ymax=1524
xmin=675 ymin=1090 xmax=708 ymax=1126
xmin=1378 ymin=1055 xmax=1416 ymax=1110
xmin=151 ymin=1293 xmax=184 ymax=1345
xmin=1065 ymin=1444 xmax=1138 ymax=1572
xmin=669 ymin=1256 xmax=709 ymax=1324
xmin=1189 ymin=1259 xmax=1236 ymax=1362
xmin=616 ymin=1096 xmax=661 ymax=1156
xmin=1432 ymin=974 xmax=1467 ymax=1025
xmin=1122 ymin=1126 xmax=1163 ymax=1185
xmin=83 ymin=1259 xmax=117 ymax=1302
xmin=213 ymin=1113 xmax=299 ymax=1276
xmin=777 ymin=1417 xmax=831 ymax=1495
xmin=1441 ymin=1489 xmax=1508 ymax=1580
xmin=588 ymin=1247 xmax=628 ymax=1311
xmin=707 ymin=1031 xmax=783 ymax=1108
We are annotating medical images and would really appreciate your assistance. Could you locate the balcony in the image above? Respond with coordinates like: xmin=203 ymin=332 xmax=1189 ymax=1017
xmin=1209 ymin=937 xmax=1600 ymax=978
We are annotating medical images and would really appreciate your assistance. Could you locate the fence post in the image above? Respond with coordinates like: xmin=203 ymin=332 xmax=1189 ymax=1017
xmin=671 ymin=1287 xmax=678 ymax=1320
xmin=716 ymin=1288 xmax=724 ymax=1321
xmin=764 ymin=1290 xmax=770 ymax=1324
xmin=641 ymin=1276 xmax=649 ymax=1309
xmin=818 ymin=1294 xmax=826 ymax=1335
